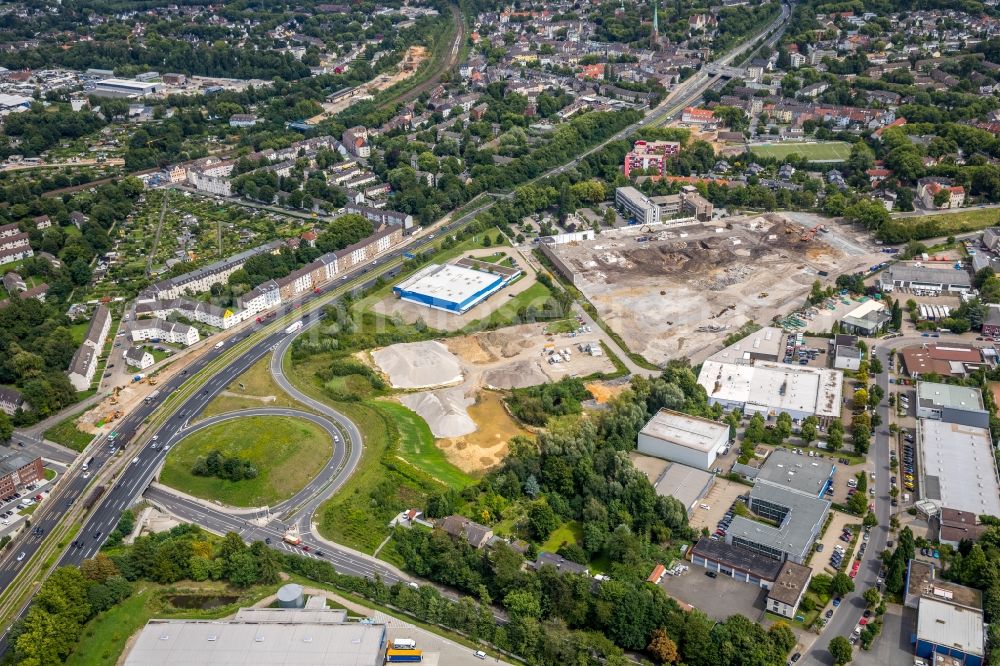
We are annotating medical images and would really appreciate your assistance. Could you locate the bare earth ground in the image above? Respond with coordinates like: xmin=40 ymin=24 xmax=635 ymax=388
xmin=372 ymin=322 xmax=616 ymax=472
xmin=548 ymin=213 xmax=884 ymax=366
xmin=310 ymin=46 xmax=429 ymax=120
xmin=371 ymin=247 xmax=541 ymax=333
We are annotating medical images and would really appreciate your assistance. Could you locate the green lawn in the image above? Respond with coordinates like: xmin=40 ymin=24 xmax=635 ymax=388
xmin=882 ymin=207 xmax=1000 ymax=241
xmin=65 ymin=581 xmax=277 ymax=666
xmin=460 ymin=281 xmax=553 ymax=332
xmin=44 ymin=468 xmax=56 ymax=481
xmin=380 ymin=400 xmax=475 ymax=491
xmin=541 ymin=521 xmax=583 ymax=553
xmin=749 ymin=141 xmax=852 ymax=162
xmin=44 ymin=414 xmax=95 ymax=452
xmin=159 ymin=415 xmax=332 ymax=507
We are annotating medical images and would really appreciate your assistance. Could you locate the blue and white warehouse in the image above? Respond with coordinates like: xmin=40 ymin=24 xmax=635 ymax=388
xmin=393 ymin=263 xmax=508 ymax=313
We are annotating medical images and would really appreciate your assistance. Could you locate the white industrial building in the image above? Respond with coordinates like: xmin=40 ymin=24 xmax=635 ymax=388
xmin=637 ymin=408 xmax=729 ymax=470
xmin=919 ymin=419 xmax=1000 ymax=518
xmin=615 ymin=186 xmax=660 ymax=225
xmin=92 ymin=78 xmax=161 ymax=98
xmin=697 ymin=360 xmax=843 ymax=421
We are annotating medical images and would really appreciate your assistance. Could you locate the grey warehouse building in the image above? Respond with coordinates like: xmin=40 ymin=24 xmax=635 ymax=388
xmin=916 ymin=381 xmax=989 ymax=428
xmin=878 ymin=264 xmax=972 ymax=294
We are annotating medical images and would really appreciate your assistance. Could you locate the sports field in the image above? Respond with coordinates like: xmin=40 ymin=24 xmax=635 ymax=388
xmin=749 ymin=141 xmax=852 ymax=162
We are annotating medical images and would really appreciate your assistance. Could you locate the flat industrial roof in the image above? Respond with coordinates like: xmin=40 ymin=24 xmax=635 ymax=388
xmin=917 ymin=381 xmax=985 ymax=412
xmin=706 ymin=326 xmax=784 ymax=363
xmin=916 ymin=597 xmax=985 ymax=657
xmin=124 ymin=619 xmax=385 ymax=666
xmin=881 ymin=264 xmax=972 ymax=287
xmin=653 ymin=462 xmax=715 ymax=509
xmin=698 ymin=360 xmax=843 ymax=418
xmin=757 ymin=449 xmax=834 ymax=497
xmin=920 ymin=419 xmax=1000 ymax=517
xmin=640 ymin=408 xmax=729 ymax=452
xmin=394 ymin=263 xmax=503 ymax=306
xmin=729 ymin=483 xmax=830 ymax=558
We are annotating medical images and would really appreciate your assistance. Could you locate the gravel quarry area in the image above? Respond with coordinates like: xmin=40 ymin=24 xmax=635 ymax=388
xmin=371 ymin=341 xmax=463 ymax=389
xmin=544 ymin=214 xmax=884 ymax=366
xmin=371 ymin=323 xmax=617 ymax=465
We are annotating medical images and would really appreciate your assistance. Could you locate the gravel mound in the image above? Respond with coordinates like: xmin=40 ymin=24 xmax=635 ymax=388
xmin=399 ymin=388 xmax=476 ymax=438
xmin=372 ymin=341 xmax=463 ymax=389
xmin=482 ymin=359 xmax=547 ymax=389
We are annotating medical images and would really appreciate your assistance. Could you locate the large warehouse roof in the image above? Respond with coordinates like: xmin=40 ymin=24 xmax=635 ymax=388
xmin=640 ymin=408 xmax=729 ymax=452
xmin=920 ymin=419 xmax=1000 ymax=517
xmin=124 ymin=619 xmax=385 ymax=666
xmin=393 ymin=263 xmax=504 ymax=313
xmin=916 ymin=597 xmax=985 ymax=657
xmin=653 ymin=462 xmax=715 ymax=510
xmin=698 ymin=360 xmax=843 ymax=418
xmin=705 ymin=326 xmax=783 ymax=364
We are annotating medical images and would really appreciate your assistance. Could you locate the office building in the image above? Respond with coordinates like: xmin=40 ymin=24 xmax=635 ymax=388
xmin=915 ymin=597 xmax=984 ymax=666
xmin=615 ymin=186 xmax=660 ymax=225
xmin=766 ymin=561 xmax=813 ymax=619
xmin=0 ymin=451 xmax=44 ymax=497
xmin=637 ymin=408 xmax=729 ymax=470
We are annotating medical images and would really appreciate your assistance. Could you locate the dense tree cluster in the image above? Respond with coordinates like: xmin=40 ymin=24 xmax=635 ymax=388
xmin=0 ymin=105 xmax=106 ymax=158
xmin=192 ymin=450 xmax=259 ymax=482
xmin=507 ymin=377 xmax=593 ymax=426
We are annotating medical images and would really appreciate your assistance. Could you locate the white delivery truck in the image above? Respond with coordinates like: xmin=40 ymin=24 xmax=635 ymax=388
xmin=285 ymin=321 xmax=303 ymax=335
xmin=392 ymin=639 xmax=417 ymax=650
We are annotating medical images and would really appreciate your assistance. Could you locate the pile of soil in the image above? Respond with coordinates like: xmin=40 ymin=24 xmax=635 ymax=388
xmin=372 ymin=341 xmax=463 ymax=389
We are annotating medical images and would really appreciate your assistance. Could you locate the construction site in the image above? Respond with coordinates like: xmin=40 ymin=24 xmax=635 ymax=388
xmin=370 ymin=322 xmax=617 ymax=472
xmin=541 ymin=213 xmax=883 ymax=366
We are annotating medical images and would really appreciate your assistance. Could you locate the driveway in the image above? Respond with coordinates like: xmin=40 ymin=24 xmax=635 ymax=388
xmin=659 ymin=567 xmax=766 ymax=622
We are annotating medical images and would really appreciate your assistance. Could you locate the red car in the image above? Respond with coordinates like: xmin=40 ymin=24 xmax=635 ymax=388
xmin=301 ymin=545 xmax=310 ymax=552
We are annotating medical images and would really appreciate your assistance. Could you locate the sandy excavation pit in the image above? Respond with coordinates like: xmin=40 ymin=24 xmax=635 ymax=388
xmin=371 ymin=323 xmax=617 ymax=471
xmin=546 ymin=213 xmax=884 ymax=366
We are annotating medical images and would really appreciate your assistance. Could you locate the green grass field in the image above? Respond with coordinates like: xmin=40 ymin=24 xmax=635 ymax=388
xmin=380 ymin=400 xmax=475 ymax=490
xmin=749 ymin=141 xmax=852 ymax=162
xmin=43 ymin=414 xmax=95 ymax=452
xmin=881 ymin=207 xmax=1000 ymax=241
xmin=159 ymin=415 xmax=332 ymax=507
xmin=541 ymin=521 xmax=583 ymax=553
xmin=459 ymin=281 xmax=553 ymax=332
xmin=65 ymin=581 xmax=277 ymax=666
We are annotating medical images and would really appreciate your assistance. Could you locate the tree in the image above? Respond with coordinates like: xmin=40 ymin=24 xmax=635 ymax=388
xmin=503 ymin=589 xmax=542 ymax=619
xmin=0 ymin=412 xmax=11 ymax=444
xmin=829 ymin=635 xmax=853 ymax=665
xmin=800 ymin=416 xmax=818 ymax=445
xmin=848 ymin=490 xmax=869 ymax=515
xmin=853 ymin=389 xmax=869 ymax=410
xmin=647 ymin=628 xmax=679 ymax=663
xmin=831 ymin=572 xmax=855 ymax=596
xmin=528 ymin=500 xmax=558 ymax=541
xmin=864 ymin=587 xmax=881 ymax=608
xmin=864 ymin=511 xmax=878 ymax=528
xmin=226 ymin=550 xmax=259 ymax=587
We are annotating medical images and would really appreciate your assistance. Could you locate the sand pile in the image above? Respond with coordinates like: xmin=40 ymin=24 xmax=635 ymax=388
xmin=372 ymin=341 xmax=463 ymax=389
xmin=399 ymin=388 xmax=476 ymax=438
xmin=482 ymin=359 xmax=548 ymax=389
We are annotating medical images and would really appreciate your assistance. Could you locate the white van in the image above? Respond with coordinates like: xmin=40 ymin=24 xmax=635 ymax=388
xmin=132 ymin=456 xmax=140 ymax=464
xmin=392 ymin=639 xmax=417 ymax=650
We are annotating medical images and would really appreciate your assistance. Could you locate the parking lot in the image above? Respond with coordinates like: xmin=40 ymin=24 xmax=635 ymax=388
xmin=659 ymin=566 xmax=766 ymax=623
xmin=852 ymin=605 xmax=916 ymax=666
xmin=809 ymin=512 xmax=862 ymax=578
xmin=688 ymin=479 xmax=748 ymax=532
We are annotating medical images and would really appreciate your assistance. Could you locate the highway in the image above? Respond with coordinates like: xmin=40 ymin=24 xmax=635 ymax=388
xmin=0 ymin=3 xmax=795 ymax=654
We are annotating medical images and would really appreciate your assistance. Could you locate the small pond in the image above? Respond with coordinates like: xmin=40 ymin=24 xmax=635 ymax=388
xmin=166 ymin=594 xmax=240 ymax=610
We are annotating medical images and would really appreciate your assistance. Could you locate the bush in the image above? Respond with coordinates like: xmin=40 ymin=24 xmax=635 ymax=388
xmin=507 ymin=377 xmax=593 ymax=426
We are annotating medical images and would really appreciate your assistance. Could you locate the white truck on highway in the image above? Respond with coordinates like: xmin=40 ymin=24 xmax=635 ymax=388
xmin=285 ymin=321 xmax=303 ymax=335
xmin=214 ymin=341 xmax=224 ymax=349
